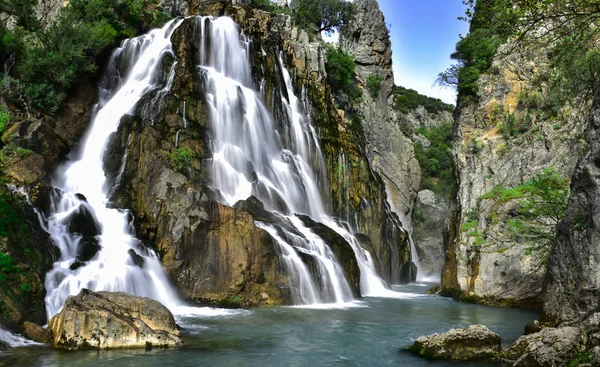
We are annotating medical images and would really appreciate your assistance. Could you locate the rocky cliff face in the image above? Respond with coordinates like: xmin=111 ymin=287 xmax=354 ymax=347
xmin=542 ymin=86 xmax=600 ymax=325
xmin=339 ymin=0 xmax=421 ymax=227
xmin=109 ymin=2 xmax=412 ymax=308
xmin=442 ymin=38 xmax=589 ymax=307
xmin=412 ymin=190 xmax=448 ymax=278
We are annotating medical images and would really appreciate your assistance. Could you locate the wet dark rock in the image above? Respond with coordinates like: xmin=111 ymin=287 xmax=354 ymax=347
xmin=76 ymin=238 xmax=101 ymax=262
xmin=127 ymin=249 xmax=145 ymax=268
xmin=296 ymin=214 xmax=361 ymax=297
xmin=67 ymin=205 xmax=101 ymax=237
xmin=524 ymin=320 xmax=542 ymax=335
xmin=69 ymin=260 xmax=85 ymax=271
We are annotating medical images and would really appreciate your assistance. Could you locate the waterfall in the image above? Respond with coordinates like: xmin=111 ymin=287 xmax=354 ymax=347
xmin=42 ymin=19 xmax=184 ymax=318
xmin=38 ymin=14 xmax=410 ymax=316
xmin=195 ymin=16 xmax=393 ymax=304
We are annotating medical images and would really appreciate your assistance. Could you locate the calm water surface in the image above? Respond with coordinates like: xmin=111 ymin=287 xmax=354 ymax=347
xmin=0 ymin=284 xmax=538 ymax=366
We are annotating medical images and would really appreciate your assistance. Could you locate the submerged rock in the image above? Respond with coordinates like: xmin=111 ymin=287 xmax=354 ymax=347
xmin=48 ymin=289 xmax=182 ymax=350
xmin=407 ymin=325 xmax=501 ymax=361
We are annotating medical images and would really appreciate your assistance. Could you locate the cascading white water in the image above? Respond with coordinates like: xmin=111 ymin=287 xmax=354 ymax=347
xmin=196 ymin=16 xmax=394 ymax=304
xmin=42 ymin=20 xmax=184 ymax=318
xmin=0 ymin=328 xmax=39 ymax=348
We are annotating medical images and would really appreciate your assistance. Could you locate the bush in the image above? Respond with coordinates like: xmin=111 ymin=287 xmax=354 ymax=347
xmin=1 ymin=0 xmax=163 ymax=115
xmin=479 ymin=168 xmax=569 ymax=263
xmin=170 ymin=147 xmax=194 ymax=171
xmin=326 ymin=48 xmax=361 ymax=102
xmin=498 ymin=113 xmax=533 ymax=140
xmin=366 ymin=73 xmax=382 ymax=98
xmin=0 ymin=106 xmax=10 ymax=135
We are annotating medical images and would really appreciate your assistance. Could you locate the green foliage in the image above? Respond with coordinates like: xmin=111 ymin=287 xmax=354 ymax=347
xmin=393 ymin=85 xmax=454 ymax=114
xmin=413 ymin=123 xmax=455 ymax=199
xmin=326 ymin=48 xmax=361 ymax=102
xmin=498 ymin=113 xmax=533 ymax=139
xmin=467 ymin=137 xmax=483 ymax=154
xmin=170 ymin=147 xmax=194 ymax=172
xmin=290 ymin=0 xmax=355 ymax=35
xmin=366 ymin=73 xmax=382 ymax=98
xmin=442 ymin=0 xmax=600 ymax=102
xmin=0 ymin=193 xmax=22 ymax=237
xmin=0 ymin=106 xmax=10 ymax=135
xmin=568 ymin=351 xmax=594 ymax=367
xmin=0 ymin=0 xmax=40 ymax=31
xmin=479 ymin=168 xmax=570 ymax=263
xmin=1 ymin=0 xmax=165 ymax=115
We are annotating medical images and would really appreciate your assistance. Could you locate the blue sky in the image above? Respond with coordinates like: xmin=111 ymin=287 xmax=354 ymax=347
xmin=377 ymin=0 xmax=469 ymax=104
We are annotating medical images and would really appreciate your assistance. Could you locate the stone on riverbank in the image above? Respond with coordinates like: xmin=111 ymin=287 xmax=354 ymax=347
xmin=406 ymin=325 xmax=501 ymax=360
xmin=48 ymin=289 xmax=181 ymax=350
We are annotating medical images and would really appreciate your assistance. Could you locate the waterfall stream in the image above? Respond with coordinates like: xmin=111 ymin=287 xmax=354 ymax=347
xmin=196 ymin=17 xmax=395 ymax=304
xmin=38 ymin=15 xmax=411 ymax=317
xmin=42 ymin=20 xmax=184 ymax=318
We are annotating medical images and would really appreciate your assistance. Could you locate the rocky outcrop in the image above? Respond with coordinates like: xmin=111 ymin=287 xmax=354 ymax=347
xmin=441 ymin=36 xmax=588 ymax=308
xmin=22 ymin=321 xmax=51 ymax=344
xmin=109 ymin=3 xmax=414 ymax=304
xmin=412 ymin=190 xmax=448 ymax=279
xmin=48 ymin=289 xmax=182 ymax=350
xmin=407 ymin=325 xmax=502 ymax=361
xmin=504 ymin=312 xmax=600 ymax=366
xmin=339 ymin=0 xmax=421 ymax=225
xmin=542 ymin=84 xmax=600 ymax=325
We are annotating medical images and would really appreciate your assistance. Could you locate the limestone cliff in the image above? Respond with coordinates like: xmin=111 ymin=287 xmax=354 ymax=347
xmin=441 ymin=37 xmax=589 ymax=307
xmin=339 ymin=0 xmax=421 ymax=227
xmin=543 ymin=86 xmax=600 ymax=325
xmin=442 ymin=34 xmax=589 ymax=307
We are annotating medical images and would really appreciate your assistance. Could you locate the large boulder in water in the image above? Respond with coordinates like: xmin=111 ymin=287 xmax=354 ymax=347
xmin=48 ymin=289 xmax=182 ymax=350
xmin=407 ymin=325 xmax=502 ymax=361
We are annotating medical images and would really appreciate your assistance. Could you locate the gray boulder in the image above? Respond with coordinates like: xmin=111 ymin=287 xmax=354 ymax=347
xmin=48 ymin=289 xmax=182 ymax=350
xmin=407 ymin=325 xmax=501 ymax=360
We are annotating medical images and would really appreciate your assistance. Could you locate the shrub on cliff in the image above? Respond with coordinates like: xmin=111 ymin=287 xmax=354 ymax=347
xmin=479 ymin=168 xmax=569 ymax=265
xmin=326 ymin=48 xmax=361 ymax=103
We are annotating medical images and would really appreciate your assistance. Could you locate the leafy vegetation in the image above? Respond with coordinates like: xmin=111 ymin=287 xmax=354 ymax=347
xmin=326 ymin=48 xmax=361 ymax=102
xmin=170 ymin=147 xmax=194 ymax=172
xmin=0 ymin=0 xmax=168 ymax=115
xmin=479 ymin=168 xmax=570 ymax=264
xmin=366 ymin=73 xmax=382 ymax=98
xmin=413 ymin=123 xmax=455 ymax=200
xmin=289 ymin=0 xmax=355 ymax=35
xmin=392 ymin=85 xmax=454 ymax=114
xmin=0 ymin=106 xmax=10 ymax=135
xmin=568 ymin=351 xmax=595 ymax=367
xmin=437 ymin=0 xmax=600 ymax=102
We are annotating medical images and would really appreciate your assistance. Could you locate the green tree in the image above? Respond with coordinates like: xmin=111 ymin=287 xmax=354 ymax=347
xmin=366 ymin=73 xmax=382 ymax=98
xmin=290 ymin=0 xmax=355 ymax=35
xmin=326 ymin=48 xmax=361 ymax=102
